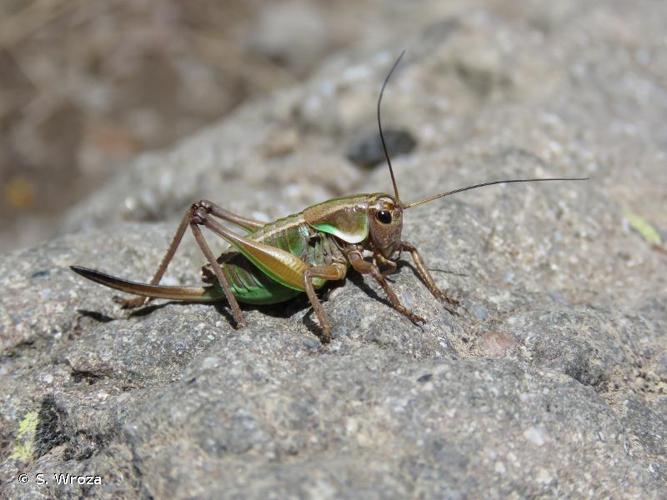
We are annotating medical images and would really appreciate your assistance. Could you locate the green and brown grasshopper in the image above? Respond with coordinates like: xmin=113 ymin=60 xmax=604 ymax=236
xmin=71 ymin=53 xmax=586 ymax=343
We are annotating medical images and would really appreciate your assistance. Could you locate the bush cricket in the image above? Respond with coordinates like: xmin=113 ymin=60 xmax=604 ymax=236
xmin=71 ymin=52 xmax=587 ymax=343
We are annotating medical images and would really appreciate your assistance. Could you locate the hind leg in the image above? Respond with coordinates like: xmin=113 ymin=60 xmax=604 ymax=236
xmin=118 ymin=201 xmax=265 ymax=309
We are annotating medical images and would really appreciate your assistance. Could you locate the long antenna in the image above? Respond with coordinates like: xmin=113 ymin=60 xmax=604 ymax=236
xmin=403 ymin=177 xmax=589 ymax=209
xmin=378 ymin=50 xmax=405 ymax=203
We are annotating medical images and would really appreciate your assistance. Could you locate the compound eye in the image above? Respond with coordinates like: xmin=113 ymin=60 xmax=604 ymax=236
xmin=376 ymin=210 xmax=392 ymax=224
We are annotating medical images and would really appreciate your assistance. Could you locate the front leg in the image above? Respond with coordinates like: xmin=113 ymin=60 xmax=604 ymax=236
xmin=398 ymin=241 xmax=459 ymax=314
xmin=373 ymin=253 xmax=397 ymax=275
xmin=347 ymin=250 xmax=425 ymax=325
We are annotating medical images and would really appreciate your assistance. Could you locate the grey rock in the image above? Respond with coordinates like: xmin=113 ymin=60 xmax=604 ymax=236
xmin=2 ymin=1 xmax=666 ymax=498
xmin=346 ymin=129 xmax=417 ymax=168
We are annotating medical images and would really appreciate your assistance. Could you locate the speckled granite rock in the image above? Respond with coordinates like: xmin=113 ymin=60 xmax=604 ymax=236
xmin=2 ymin=1 xmax=666 ymax=498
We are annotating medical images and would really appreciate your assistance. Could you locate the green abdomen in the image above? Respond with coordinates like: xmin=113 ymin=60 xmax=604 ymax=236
xmin=221 ymin=255 xmax=302 ymax=305
xmin=207 ymin=214 xmax=344 ymax=305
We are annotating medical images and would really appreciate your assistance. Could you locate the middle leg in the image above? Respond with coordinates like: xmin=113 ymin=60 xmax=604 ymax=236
xmin=302 ymin=263 xmax=347 ymax=344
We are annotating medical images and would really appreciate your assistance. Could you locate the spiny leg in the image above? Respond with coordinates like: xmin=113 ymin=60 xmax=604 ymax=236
xmin=202 ymin=200 xmax=265 ymax=231
xmin=189 ymin=220 xmax=246 ymax=328
xmin=116 ymin=205 xmax=194 ymax=309
xmin=398 ymin=241 xmax=459 ymax=314
xmin=302 ymin=263 xmax=347 ymax=344
xmin=347 ymin=250 xmax=425 ymax=325
xmin=117 ymin=201 xmax=265 ymax=309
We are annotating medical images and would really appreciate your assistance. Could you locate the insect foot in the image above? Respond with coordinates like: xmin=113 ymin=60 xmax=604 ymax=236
xmin=434 ymin=288 xmax=461 ymax=315
xmin=395 ymin=305 xmax=426 ymax=326
xmin=319 ymin=324 xmax=332 ymax=344
xmin=408 ymin=312 xmax=427 ymax=325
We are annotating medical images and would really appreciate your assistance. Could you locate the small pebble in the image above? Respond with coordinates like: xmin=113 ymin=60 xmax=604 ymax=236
xmin=346 ymin=129 xmax=417 ymax=168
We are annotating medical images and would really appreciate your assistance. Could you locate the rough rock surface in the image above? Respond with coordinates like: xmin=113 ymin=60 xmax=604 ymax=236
xmin=2 ymin=1 xmax=666 ymax=498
